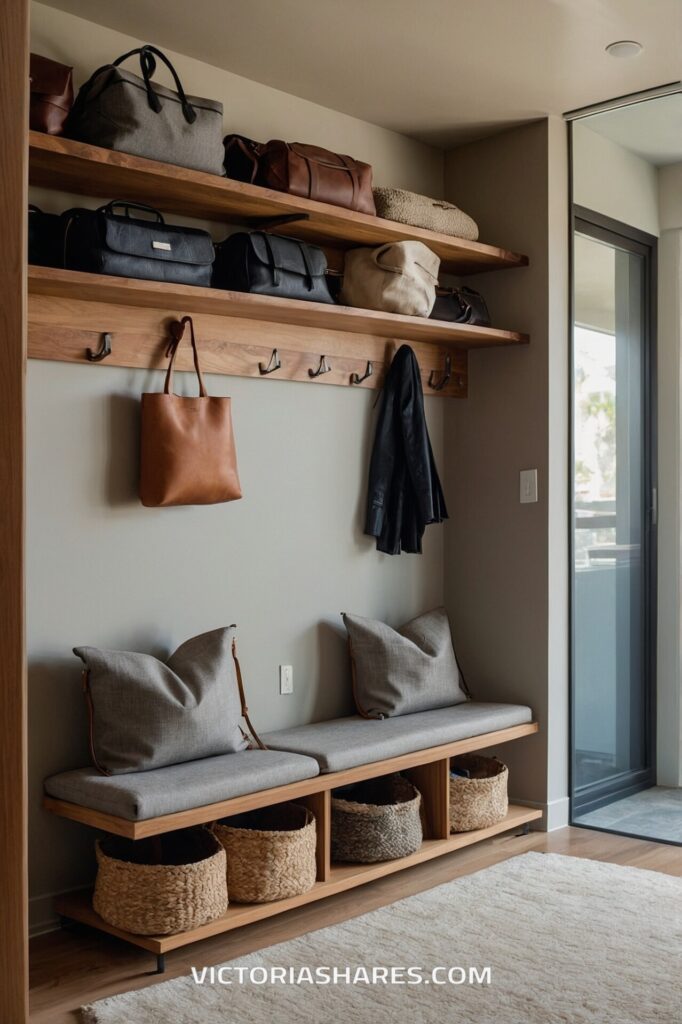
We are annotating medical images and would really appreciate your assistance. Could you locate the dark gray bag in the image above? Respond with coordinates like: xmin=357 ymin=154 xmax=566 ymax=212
xmin=430 ymin=287 xmax=490 ymax=326
xmin=212 ymin=231 xmax=335 ymax=304
xmin=63 ymin=201 xmax=215 ymax=286
xmin=65 ymin=45 xmax=224 ymax=175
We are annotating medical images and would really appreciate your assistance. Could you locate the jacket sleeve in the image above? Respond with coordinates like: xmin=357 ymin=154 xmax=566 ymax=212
xmin=399 ymin=348 xmax=448 ymax=530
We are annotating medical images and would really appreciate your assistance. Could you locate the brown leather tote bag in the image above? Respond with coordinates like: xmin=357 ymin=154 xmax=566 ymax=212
xmin=140 ymin=316 xmax=242 ymax=507
xmin=258 ymin=141 xmax=376 ymax=215
xmin=29 ymin=53 xmax=74 ymax=135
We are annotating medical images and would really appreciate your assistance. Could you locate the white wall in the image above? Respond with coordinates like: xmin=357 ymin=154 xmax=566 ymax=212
xmin=28 ymin=2 xmax=446 ymax=933
xmin=442 ymin=118 xmax=569 ymax=830
xmin=573 ymin=123 xmax=659 ymax=236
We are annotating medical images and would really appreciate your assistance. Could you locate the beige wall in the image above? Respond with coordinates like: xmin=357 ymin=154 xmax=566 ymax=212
xmin=573 ymin=122 xmax=659 ymax=236
xmin=31 ymin=2 xmax=443 ymax=197
xmin=28 ymin=3 xmax=446 ymax=932
xmin=442 ymin=119 xmax=569 ymax=828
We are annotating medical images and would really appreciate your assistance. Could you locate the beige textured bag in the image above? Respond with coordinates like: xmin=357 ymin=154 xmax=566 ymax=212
xmin=373 ymin=187 xmax=479 ymax=240
xmin=340 ymin=241 xmax=440 ymax=318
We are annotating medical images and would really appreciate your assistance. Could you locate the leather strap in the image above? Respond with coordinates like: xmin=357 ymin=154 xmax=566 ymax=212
xmin=82 ymin=670 xmax=112 ymax=776
xmin=259 ymin=232 xmax=315 ymax=292
xmin=260 ymin=232 xmax=281 ymax=287
xmin=164 ymin=316 xmax=208 ymax=397
xmin=231 ymin=638 xmax=267 ymax=750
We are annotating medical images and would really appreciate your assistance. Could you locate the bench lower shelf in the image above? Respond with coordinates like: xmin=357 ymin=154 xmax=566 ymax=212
xmin=56 ymin=804 xmax=541 ymax=956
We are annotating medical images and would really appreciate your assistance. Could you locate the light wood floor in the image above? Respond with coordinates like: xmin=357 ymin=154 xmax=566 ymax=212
xmin=29 ymin=825 xmax=682 ymax=1023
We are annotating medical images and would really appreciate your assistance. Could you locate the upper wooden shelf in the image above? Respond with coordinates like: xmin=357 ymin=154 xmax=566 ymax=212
xmin=28 ymin=266 xmax=529 ymax=350
xmin=28 ymin=132 xmax=529 ymax=276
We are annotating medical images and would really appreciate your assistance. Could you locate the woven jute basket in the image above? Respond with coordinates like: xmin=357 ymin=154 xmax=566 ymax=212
xmin=214 ymin=802 xmax=317 ymax=904
xmin=449 ymin=754 xmax=508 ymax=833
xmin=93 ymin=827 xmax=228 ymax=935
xmin=331 ymin=773 xmax=422 ymax=863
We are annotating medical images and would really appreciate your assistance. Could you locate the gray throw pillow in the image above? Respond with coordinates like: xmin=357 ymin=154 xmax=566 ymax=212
xmin=342 ymin=607 xmax=468 ymax=719
xmin=74 ymin=627 xmax=248 ymax=775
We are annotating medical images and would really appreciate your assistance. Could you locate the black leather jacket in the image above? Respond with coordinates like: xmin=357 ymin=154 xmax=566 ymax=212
xmin=365 ymin=345 xmax=448 ymax=554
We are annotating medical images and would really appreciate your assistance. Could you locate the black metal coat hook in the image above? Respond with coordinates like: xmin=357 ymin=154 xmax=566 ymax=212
xmin=308 ymin=355 xmax=332 ymax=378
xmin=428 ymin=353 xmax=452 ymax=391
xmin=86 ymin=333 xmax=112 ymax=362
xmin=259 ymin=348 xmax=282 ymax=375
xmin=350 ymin=361 xmax=373 ymax=385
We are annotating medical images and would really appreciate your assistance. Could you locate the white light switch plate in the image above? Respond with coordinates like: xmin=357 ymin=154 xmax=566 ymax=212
xmin=520 ymin=469 xmax=538 ymax=504
xmin=279 ymin=665 xmax=293 ymax=694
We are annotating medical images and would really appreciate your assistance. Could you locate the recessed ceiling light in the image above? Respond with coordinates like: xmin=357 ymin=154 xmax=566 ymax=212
xmin=606 ymin=40 xmax=643 ymax=58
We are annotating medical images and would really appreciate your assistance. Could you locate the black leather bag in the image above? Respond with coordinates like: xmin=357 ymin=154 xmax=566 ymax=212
xmin=28 ymin=205 xmax=65 ymax=267
xmin=212 ymin=231 xmax=334 ymax=304
xmin=430 ymin=287 xmax=490 ymax=326
xmin=62 ymin=201 xmax=215 ymax=286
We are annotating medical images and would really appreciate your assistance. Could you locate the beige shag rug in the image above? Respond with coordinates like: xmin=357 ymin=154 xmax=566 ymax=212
xmin=82 ymin=852 xmax=682 ymax=1024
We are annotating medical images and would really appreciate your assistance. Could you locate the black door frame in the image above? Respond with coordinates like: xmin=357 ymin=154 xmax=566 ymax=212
xmin=569 ymin=204 xmax=658 ymax=822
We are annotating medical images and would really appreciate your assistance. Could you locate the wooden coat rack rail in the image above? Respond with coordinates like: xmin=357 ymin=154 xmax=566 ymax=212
xmin=27 ymin=267 xmax=529 ymax=396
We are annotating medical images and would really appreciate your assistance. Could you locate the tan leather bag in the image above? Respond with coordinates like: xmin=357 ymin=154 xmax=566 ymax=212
xmin=340 ymin=241 xmax=440 ymax=318
xmin=29 ymin=53 xmax=74 ymax=135
xmin=140 ymin=317 xmax=242 ymax=507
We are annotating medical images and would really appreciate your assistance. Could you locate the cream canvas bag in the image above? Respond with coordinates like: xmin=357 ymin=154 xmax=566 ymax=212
xmin=340 ymin=241 xmax=440 ymax=318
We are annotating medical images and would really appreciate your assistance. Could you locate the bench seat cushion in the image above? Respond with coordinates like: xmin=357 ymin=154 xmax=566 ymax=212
xmin=264 ymin=701 xmax=533 ymax=773
xmin=44 ymin=749 xmax=320 ymax=821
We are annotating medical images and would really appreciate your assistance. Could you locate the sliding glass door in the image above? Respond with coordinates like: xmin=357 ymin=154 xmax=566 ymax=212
xmin=571 ymin=208 xmax=656 ymax=818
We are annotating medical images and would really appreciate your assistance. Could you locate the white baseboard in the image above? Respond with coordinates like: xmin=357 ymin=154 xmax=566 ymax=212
xmin=512 ymin=796 xmax=570 ymax=832
xmin=30 ymin=886 xmax=86 ymax=937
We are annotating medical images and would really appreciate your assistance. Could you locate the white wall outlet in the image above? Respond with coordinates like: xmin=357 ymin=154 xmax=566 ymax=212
xmin=519 ymin=468 xmax=538 ymax=504
xmin=279 ymin=665 xmax=293 ymax=695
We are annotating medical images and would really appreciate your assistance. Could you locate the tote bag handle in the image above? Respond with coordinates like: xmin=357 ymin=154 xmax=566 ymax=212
xmin=164 ymin=316 xmax=207 ymax=397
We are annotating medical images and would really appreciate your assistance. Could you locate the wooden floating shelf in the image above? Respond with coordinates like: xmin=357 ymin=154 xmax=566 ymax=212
xmin=28 ymin=267 xmax=529 ymax=397
xmin=55 ymin=804 xmax=542 ymax=955
xmin=29 ymin=267 xmax=528 ymax=348
xmin=29 ymin=131 xmax=529 ymax=276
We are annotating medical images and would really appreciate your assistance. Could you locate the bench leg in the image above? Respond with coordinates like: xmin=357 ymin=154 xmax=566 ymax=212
xmin=151 ymin=953 xmax=166 ymax=975
xmin=517 ymin=822 xmax=530 ymax=836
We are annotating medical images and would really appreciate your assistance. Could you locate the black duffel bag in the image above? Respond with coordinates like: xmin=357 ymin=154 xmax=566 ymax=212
xmin=430 ymin=286 xmax=490 ymax=326
xmin=62 ymin=201 xmax=215 ymax=286
xmin=212 ymin=231 xmax=334 ymax=304
xmin=28 ymin=205 xmax=65 ymax=268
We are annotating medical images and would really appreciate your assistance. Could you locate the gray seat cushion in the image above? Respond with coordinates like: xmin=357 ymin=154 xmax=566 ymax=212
xmin=44 ymin=749 xmax=320 ymax=821
xmin=264 ymin=702 xmax=533 ymax=773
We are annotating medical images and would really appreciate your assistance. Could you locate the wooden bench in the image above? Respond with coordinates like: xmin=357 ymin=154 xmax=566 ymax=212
xmin=45 ymin=720 xmax=540 ymax=973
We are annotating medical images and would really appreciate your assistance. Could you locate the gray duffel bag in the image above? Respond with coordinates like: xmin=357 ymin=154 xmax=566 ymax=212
xmin=65 ymin=45 xmax=224 ymax=175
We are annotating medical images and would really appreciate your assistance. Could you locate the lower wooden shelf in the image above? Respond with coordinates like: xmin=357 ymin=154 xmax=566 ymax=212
xmin=55 ymin=804 xmax=542 ymax=955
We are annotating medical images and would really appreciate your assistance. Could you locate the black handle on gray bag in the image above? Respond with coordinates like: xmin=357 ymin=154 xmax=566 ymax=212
xmin=100 ymin=201 xmax=165 ymax=223
xmin=111 ymin=44 xmax=197 ymax=125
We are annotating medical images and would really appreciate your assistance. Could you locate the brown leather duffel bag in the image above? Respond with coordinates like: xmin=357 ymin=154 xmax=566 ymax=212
xmin=29 ymin=53 xmax=74 ymax=135
xmin=224 ymin=134 xmax=376 ymax=215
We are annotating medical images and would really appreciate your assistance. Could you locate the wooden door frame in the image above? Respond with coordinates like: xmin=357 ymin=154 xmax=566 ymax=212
xmin=0 ymin=0 xmax=29 ymax=1021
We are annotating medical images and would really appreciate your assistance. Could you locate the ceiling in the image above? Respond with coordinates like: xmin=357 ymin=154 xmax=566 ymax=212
xmin=42 ymin=0 xmax=682 ymax=148
xmin=582 ymin=92 xmax=682 ymax=165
